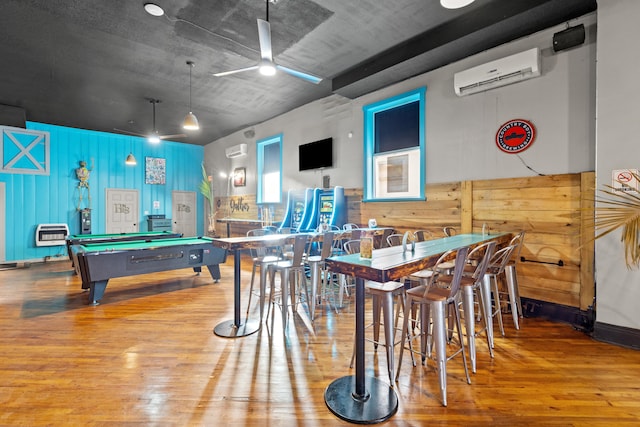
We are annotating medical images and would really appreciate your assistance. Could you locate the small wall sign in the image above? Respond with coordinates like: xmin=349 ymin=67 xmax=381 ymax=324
xmin=495 ymin=119 xmax=536 ymax=153
xmin=612 ymin=169 xmax=640 ymax=192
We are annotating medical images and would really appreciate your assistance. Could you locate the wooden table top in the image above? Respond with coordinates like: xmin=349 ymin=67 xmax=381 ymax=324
xmin=325 ymin=233 xmax=512 ymax=283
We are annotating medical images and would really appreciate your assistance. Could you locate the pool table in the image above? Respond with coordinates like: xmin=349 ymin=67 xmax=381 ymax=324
xmin=72 ymin=236 xmax=227 ymax=304
xmin=66 ymin=231 xmax=183 ymax=270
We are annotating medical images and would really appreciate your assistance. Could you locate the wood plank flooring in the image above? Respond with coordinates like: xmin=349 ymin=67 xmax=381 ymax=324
xmin=1 ymin=256 xmax=639 ymax=426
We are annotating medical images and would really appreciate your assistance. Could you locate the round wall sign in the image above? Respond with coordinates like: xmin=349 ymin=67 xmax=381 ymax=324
xmin=495 ymin=119 xmax=536 ymax=153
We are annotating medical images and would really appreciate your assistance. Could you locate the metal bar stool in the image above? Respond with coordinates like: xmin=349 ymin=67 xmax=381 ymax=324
xmin=396 ymin=246 xmax=471 ymax=406
xmin=266 ymin=234 xmax=310 ymax=330
xmin=503 ymin=231 xmax=526 ymax=329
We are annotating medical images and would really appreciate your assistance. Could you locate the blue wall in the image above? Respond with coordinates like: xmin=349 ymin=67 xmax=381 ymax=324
xmin=1 ymin=122 xmax=204 ymax=262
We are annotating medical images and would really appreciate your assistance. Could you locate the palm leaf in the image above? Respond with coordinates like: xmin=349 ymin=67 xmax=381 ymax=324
xmin=589 ymin=172 xmax=640 ymax=269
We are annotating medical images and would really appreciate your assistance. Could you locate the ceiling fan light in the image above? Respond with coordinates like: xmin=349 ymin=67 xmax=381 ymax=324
xmin=182 ymin=112 xmax=199 ymax=130
xmin=148 ymin=134 xmax=161 ymax=143
xmin=440 ymin=0 xmax=475 ymax=9
xmin=259 ymin=61 xmax=276 ymax=76
xmin=125 ymin=152 xmax=137 ymax=165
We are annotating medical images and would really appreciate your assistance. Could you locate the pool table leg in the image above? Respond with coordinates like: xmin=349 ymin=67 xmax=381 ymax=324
xmin=206 ymin=264 xmax=221 ymax=283
xmin=88 ymin=280 xmax=108 ymax=305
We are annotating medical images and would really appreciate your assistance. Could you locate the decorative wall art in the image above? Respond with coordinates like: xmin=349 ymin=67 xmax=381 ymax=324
xmin=145 ymin=157 xmax=166 ymax=184
xmin=233 ymin=167 xmax=246 ymax=187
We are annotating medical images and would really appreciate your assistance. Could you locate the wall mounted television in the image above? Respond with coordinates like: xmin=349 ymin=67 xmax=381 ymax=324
xmin=299 ymin=137 xmax=333 ymax=171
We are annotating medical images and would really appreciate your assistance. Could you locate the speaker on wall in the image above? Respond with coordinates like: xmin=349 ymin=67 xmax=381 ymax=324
xmin=553 ymin=24 xmax=585 ymax=52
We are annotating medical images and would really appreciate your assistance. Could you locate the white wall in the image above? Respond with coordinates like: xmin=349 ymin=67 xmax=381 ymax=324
xmin=205 ymin=13 xmax=596 ymax=200
xmin=595 ymin=0 xmax=640 ymax=331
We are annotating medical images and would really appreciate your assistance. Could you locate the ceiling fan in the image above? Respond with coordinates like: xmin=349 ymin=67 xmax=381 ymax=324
xmin=212 ymin=0 xmax=322 ymax=84
xmin=114 ymin=99 xmax=186 ymax=143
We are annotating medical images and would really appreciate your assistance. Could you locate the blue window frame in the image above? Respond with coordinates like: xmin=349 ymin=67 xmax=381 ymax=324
xmin=363 ymin=87 xmax=426 ymax=201
xmin=256 ymin=134 xmax=282 ymax=204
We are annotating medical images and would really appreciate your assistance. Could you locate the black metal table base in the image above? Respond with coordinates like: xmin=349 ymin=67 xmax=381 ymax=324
xmin=325 ymin=375 xmax=398 ymax=424
xmin=213 ymin=319 xmax=260 ymax=338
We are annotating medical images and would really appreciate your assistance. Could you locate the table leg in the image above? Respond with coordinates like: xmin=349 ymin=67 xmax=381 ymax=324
xmin=324 ymin=277 xmax=398 ymax=423
xmin=213 ymin=248 xmax=260 ymax=338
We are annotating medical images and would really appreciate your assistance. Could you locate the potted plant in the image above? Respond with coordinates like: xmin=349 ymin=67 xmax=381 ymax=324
xmin=199 ymin=163 xmax=216 ymax=236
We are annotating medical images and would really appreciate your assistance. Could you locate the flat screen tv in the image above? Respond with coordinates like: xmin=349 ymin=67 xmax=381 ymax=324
xmin=299 ymin=137 xmax=333 ymax=171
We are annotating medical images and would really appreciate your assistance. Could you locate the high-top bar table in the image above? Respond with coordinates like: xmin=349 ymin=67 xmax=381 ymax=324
xmin=323 ymin=232 xmax=511 ymax=424
xmin=209 ymin=227 xmax=394 ymax=338
xmin=210 ymin=233 xmax=298 ymax=337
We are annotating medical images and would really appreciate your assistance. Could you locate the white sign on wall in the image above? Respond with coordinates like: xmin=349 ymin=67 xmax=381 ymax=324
xmin=611 ymin=169 xmax=639 ymax=192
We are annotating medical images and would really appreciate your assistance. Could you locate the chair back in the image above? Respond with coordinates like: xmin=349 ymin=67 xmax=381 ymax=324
xmin=414 ymin=230 xmax=433 ymax=242
xmin=487 ymin=244 xmax=517 ymax=275
xmin=386 ymin=233 xmax=404 ymax=247
xmin=319 ymin=232 xmax=335 ymax=260
xmin=418 ymin=249 xmax=456 ymax=297
xmin=379 ymin=228 xmax=393 ymax=248
xmin=508 ymin=231 xmax=526 ymax=264
xmin=343 ymin=239 xmax=360 ymax=255
xmin=446 ymin=246 xmax=470 ymax=301
xmin=247 ymin=228 xmax=272 ymax=257
xmin=291 ymin=234 xmax=309 ymax=266
xmin=343 ymin=223 xmax=359 ymax=230
xmin=443 ymin=226 xmax=457 ymax=237
xmin=466 ymin=241 xmax=496 ymax=281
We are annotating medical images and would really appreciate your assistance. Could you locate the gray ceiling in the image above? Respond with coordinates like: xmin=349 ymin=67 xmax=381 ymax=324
xmin=0 ymin=0 xmax=596 ymax=146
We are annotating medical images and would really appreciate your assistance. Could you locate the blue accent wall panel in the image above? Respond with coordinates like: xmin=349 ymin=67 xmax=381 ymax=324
xmin=0 ymin=122 xmax=204 ymax=262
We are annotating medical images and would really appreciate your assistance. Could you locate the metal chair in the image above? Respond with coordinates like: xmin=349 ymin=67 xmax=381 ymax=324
xmin=481 ymin=244 xmax=517 ymax=348
xmin=437 ymin=241 xmax=496 ymax=373
xmin=396 ymin=246 xmax=471 ymax=407
xmin=443 ymin=226 xmax=457 ymax=237
xmin=245 ymin=228 xmax=280 ymax=323
xmin=343 ymin=223 xmax=360 ymax=230
xmin=503 ymin=231 xmax=526 ymax=329
xmin=414 ymin=229 xmax=434 ymax=242
xmin=386 ymin=233 xmax=404 ymax=247
xmin=305 ymin=231 xmax=335 ymax=320
xmin=266 ymin=234 xmax=310 ymax=330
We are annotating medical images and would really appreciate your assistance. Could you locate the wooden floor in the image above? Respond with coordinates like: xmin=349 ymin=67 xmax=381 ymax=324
xmin=1 ymin=256 xmax=640 ymax=426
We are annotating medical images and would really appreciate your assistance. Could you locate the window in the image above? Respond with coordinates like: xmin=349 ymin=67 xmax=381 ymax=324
xmin=256 ymin=134 xmax=282 ymax=204
xmin=363 ymin=87 xmax=425 ymax=201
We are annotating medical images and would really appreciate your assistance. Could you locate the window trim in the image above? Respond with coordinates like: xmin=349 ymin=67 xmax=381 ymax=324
xmin=363 ymin=87 xmax=426 ymax=202
xmin=256 ymin=133 xmax=283 ymax=204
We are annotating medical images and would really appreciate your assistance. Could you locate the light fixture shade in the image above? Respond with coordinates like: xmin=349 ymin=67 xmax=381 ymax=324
xmin=125 ymin=153 xmax=137 ymax=165
xmin=148 ymin=134 xmax=161 ymax=143
xmin=182 ymin=111 xmax=199 ymax=130
xmin=440 ymin=0 xmax=475 ymax=9
xmin=258 ymin=60 xmax=276 ymax=76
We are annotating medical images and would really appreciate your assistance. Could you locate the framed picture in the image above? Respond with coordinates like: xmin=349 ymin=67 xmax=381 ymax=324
xmin=145 ymin=157 xmax=166 ymax=184
xmin=233 ymin=167 xmax=246 ymax=187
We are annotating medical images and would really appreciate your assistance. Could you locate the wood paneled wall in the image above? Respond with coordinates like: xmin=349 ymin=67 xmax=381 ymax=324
xmin=350 ymin=172 xmax=595 ymax=311
xmin=214 ymin=172 xmax=595 ymax=312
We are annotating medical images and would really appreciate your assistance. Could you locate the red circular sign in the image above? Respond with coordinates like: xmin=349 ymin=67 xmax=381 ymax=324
xmin=496 ymin=119 xmax=536 ymax=153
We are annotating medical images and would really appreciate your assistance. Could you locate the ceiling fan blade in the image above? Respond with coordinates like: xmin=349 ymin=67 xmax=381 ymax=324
xmin=257 ymin=19 xmax=272 ymax=61
xmin=276 ymin=65 xmax=322 ymax=84
xmin=159 ymin=133 xmax=187 ymax=140
xmin=212 ymin=65 xmax=259 ymax=77
xmin=113 ymin=128 xmax=145 ymax=137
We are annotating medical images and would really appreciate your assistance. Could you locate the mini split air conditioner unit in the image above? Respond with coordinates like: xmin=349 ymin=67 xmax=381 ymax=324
xmin=454 ymin=48 xmax=541 ymax=96
xmin=225 ymin=143 xmax=247 ymax=158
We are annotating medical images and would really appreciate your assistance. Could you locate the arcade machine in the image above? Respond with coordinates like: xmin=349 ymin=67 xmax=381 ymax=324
xmin=277 ymin=188 xmax=314 ymax=233
xmin=299 ymin=186 xmax=346 ymax=232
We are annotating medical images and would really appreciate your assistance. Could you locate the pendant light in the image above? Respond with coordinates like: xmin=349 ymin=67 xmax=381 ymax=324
xmin=125 ymin=140 xmax=136 ymax=165
xmin=182 ymin=61 xmax=200 ymax=130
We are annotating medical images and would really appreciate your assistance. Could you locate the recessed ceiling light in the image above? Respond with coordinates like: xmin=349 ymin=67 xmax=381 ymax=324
xmin=144 ymin=3 xmax=165 ymax=17
xmin=440 ymin=0 xmax=475 ymax=9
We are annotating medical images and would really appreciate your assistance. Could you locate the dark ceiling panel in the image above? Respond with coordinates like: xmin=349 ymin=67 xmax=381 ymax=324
xmin=0 ymin=0 xmax=596 ymax=145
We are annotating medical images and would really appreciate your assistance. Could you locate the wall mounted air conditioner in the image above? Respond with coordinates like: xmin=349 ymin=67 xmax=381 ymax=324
xmin=454 ymin=48 xmax=541 ymax=96
xmin=225 ymin=143 xmax=248 ymax=158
